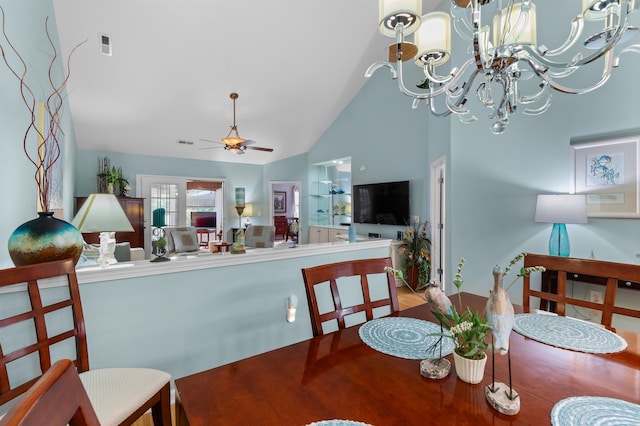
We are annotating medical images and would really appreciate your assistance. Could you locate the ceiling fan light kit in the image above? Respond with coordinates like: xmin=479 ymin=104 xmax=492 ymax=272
xmin=200 ymin=92 xmax=274 ymax=155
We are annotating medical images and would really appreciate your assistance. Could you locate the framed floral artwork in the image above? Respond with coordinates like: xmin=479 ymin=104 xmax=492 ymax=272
xmin=570 ymin=135 xmax=640 ymax=218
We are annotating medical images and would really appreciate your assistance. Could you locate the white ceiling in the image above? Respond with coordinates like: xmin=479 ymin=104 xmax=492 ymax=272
xmin=51 ymin=0 xmax=443 ymax=165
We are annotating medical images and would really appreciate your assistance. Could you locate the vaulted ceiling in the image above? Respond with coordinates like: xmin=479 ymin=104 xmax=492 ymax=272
xmin=51 ymin=0 xmax=442 ymax=165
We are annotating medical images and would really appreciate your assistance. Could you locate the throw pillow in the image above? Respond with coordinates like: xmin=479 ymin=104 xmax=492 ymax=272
xmin=171 ymin=230 xmax=199 ymax=253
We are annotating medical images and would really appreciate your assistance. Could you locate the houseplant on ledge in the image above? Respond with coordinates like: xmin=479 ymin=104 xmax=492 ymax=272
xmin=432 ymin=258 xmax=492 ymax=384
xmin=398 ymin=219 xmax=431 ymax=291
xmin=3 ymin=7 xmax=86 ymax=266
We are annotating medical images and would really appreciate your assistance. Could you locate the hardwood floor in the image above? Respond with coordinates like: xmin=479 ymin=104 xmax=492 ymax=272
xmin=132 ymin=285 xmax=425 ymax=426
xmin=397 ymin=285 xmax=427 ymax=310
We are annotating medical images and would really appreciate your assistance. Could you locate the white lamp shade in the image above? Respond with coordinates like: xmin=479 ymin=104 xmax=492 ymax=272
xmin=414 ymin=12 xmax=451 ymax=67
xmin=535 ymin=194 xmax=588 ymax=224
xmin=493 ymin=3 xmax=537 ymax=46
xmin=71 ymin=194 xmax=134 ymax=233
xmin=379 ymin=0 xmax=422 ymax=37
xmin=241 ymin=203 xmax=253 ymax=217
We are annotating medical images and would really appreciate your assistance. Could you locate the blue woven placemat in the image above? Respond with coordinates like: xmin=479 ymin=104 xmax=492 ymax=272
xmin=358 ymin=317 xmax=454 ymax=359
xmin=551 ymin=396 xmax=640 ymax=425
xmin=513 ymin=314 xmax=627 ymax=354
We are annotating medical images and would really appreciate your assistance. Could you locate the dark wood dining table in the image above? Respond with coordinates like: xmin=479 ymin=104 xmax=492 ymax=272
xmin=174 ymin=292 xmax=640 ymax=425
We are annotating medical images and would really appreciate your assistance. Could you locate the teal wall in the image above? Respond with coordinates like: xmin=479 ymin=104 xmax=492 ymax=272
xmin=447 ymin=2 xmax=640 ymax=300
xmin=0 ymin=0 xmax=77 ymax=268
xmin=2 ymin=0 xmax=640 ymax=307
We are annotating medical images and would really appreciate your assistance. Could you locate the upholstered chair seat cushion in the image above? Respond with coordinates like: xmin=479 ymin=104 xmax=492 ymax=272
xmin=79 ymin=368 xmax=171 ymax=426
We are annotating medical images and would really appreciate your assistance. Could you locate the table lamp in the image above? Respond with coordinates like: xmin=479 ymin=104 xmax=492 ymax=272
xmin=242 ymin=203 xmax=253 ymax=228
xmin=534 ymin=194 xmax=587 ymax=257
xmin=235 ymin=187 xmax=245 ymax=229
xmin=151 ymin=208 xmax=170 ymax=262
xmin=71 ymin=194 xmax=134 ymax=266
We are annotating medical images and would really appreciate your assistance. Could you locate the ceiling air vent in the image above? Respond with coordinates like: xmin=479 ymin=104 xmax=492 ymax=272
xmin=177 ymin=140 xmax=194 ymax=145
xmin=100 ymin=33 xmax=112 ymax=56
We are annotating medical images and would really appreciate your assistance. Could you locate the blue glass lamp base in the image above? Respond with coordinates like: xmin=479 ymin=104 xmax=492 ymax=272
xmin=548 ymin=223 xmax=570 ymax=257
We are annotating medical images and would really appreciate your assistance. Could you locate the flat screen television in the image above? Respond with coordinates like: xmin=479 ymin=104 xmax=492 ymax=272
xmin=352 ymin=180 xmax=410 ymax=225
xmin=191 ymin=212 xmax=216 ymax=228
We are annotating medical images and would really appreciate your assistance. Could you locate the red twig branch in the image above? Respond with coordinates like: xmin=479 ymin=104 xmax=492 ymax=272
xmin=0 ymin=6 xmax=86 ymax=211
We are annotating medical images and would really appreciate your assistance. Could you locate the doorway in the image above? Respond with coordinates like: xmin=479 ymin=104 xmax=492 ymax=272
xmin=137 ymin=174 xmax=225 ymax=257
xmin=270 ymin=181 xmax=302 ymax=243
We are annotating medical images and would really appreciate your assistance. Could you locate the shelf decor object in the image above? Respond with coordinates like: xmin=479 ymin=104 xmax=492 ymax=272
xmin=367 ymin=0 xmax=640 ymax=134
xmin=151 ymin=207 xmax=170 ymax=262
xmin=3 ymin=7 xmax=86 ymax=266
xmin=71 ymin=194 xmax=134 ymax=267
xmin=235 ymin=187 xmax=246 ymax=228
xmin=535 ymin=194 xmax=588 ymax=257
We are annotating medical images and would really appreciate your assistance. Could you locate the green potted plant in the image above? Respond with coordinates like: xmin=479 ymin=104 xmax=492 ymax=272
xmin=432 ymin=258 xmax=491 ymax=383
xmin=398 ymin=219 xmax=431 ymax=291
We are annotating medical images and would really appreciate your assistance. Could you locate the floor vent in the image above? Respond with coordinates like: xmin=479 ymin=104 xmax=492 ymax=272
xmin=100 ymin=33 xmax=112 ymax=56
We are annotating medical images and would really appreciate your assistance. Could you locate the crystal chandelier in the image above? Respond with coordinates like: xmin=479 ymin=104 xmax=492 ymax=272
xmin=366 ymin=0 xmax=640 ymax=134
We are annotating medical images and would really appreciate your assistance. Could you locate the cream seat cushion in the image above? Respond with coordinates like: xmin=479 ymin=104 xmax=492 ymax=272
xmin=79 ymin=368 xmax=171 ymax=426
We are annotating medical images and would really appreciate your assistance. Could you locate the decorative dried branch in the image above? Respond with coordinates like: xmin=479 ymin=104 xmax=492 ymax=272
xmin=0 ymin=6 xmax=86 ymax=211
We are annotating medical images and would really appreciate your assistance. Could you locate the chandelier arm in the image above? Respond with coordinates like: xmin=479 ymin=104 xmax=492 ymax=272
xmin=451 ymin=1 xmax=474 ymax=42
xmin=364 ymin=61 xmax=397 ymax=79
xmin=429 ymin=99 xmax=455 ymax=118
xmin=543 ymin=15 xmax=584 ymax=57
xmin=518 ymin=82 xmax=549 ymax=104
xmin=547 ymin=66 xmax=579 ymax=79
xmin=522 ymin=4 xmax=630 ymax=69
xmin=548 ymin=49 xmax=614 ymax=94
xmin=423 ymin=63 xmax=456 ymax=85
xmin=614 ymin=44 xmax=640 ymax=66
xmin=522 ymin=94 xmax=552 ymax=115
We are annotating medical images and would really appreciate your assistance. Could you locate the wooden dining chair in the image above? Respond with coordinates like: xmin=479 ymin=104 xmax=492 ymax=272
xmin=523 ymin=253 xmax=640 ymax=328
xmin=0 ymin=259 xmax=171 ymax=426
xmin=0 ymin=358 xmax=100 ymax=426
xmin=301 ymin=257 xmax=399 ymax=336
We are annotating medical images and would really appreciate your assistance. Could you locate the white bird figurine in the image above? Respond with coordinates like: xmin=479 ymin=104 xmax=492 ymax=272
xmin=486 ymin=264 xmax=519 ymax=407
xmin=424 ymin=280 xmax=453 ymax=361
xmin=424 ymin=280 xmax=453 ymax=316
xmin=486 ymin=265 xmax=514 ymax=355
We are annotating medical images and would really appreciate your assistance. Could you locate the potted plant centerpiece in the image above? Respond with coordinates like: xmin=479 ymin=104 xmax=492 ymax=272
xmin=432 ymin=258 xmax=492 ymax=384
xmin=398 ymin=219 xmax=431 ymax=291
xmin=3 ymin=8 xmax=86 ymax=266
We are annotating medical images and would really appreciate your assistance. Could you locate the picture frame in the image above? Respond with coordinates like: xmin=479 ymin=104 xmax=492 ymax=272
xmin=274 ymin=191 xmax=287 ymax=213
xmin=570 ymin=135 xmax=640 ymax=218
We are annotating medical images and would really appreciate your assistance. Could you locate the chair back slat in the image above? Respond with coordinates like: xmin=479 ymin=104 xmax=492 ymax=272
xmin=0 ymin=358 xmax=100 ymax=426
xmin=302 ymin=257 xmax=399 ymax=336
xmin=0 ymin=259 xmax=89 ymax=406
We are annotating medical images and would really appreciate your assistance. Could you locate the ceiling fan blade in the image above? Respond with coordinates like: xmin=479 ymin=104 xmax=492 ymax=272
xmin=241 ymin=139 xmax=256 ymax=146
xmin=199 ymin=138 xmax=225 ymax=145
xmin=246 ymin=146 xmax=274 ymax=152
xmin=199 ymin=146 xmax=223 ymax=150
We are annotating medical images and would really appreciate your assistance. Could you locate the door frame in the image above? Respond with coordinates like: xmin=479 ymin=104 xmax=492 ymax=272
xmin=429 ymin=156 xmax=446 ymax=290
xmin=269 ymin=180 xmax=302 ymax=240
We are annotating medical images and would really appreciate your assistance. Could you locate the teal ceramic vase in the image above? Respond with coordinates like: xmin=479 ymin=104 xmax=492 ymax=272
xmin=8 ymin=212 xmax=84 ymax=266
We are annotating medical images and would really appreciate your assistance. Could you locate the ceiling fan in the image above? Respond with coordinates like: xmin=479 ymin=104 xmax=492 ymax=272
xmin=200 ymin=92 xmax=273 ymax=155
